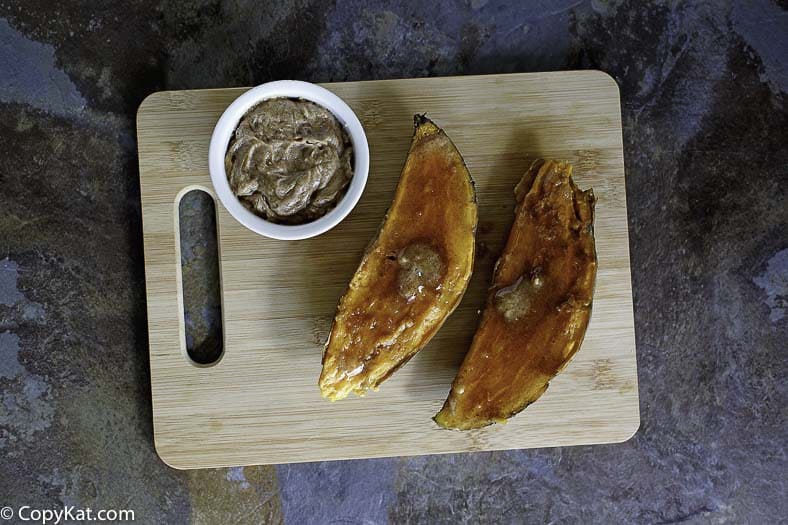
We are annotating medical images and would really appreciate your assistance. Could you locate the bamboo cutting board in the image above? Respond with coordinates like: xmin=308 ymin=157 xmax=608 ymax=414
xmin=137 ymin=71 xmax=639 ymax=469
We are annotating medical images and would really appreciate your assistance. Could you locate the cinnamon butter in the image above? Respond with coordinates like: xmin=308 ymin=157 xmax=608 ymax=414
xmin=225 ymin=97 xmax=354 ymax=225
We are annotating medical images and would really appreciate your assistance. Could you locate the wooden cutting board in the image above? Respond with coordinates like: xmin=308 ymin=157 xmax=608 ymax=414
xmin=137 ymin=71 xmax=639 ymax=469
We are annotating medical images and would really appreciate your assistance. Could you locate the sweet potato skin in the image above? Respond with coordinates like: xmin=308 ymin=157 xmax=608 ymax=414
xmin=435 ymin=160 xmax=596 ymax=429
xmin=319 ymin=115 xmax=477 ymax=400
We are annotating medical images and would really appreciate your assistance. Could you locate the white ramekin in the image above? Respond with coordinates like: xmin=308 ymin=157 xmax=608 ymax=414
xmin=208 ymin=80 xmax=369 ymax=240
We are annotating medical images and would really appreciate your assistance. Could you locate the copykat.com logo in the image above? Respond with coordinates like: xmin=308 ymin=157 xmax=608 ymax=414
xmin=1 ymin=505 xmax=135 ymax=524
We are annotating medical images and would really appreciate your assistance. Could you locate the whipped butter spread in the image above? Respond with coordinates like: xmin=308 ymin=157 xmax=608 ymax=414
xmin=225 ymin=97 xmax=354 ymax=224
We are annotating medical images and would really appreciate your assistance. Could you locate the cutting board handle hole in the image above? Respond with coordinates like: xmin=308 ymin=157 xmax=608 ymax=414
xmin=177 ymin=188 xmax=224 ymax=367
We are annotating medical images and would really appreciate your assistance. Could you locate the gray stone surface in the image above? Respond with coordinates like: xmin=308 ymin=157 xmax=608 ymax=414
xmin=0 ymin=1 xmax=786 ymax=524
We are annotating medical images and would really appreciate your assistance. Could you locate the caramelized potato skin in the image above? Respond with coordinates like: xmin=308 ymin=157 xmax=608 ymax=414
xmin=319 ymin=116 xmax=478 ymax=400
xmin=435 ymin=160 xmax=597 ymax=430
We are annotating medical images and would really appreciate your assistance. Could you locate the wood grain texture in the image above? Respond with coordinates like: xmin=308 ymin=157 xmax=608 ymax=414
xmin=136 ymin=71 xmax=639 ymax=469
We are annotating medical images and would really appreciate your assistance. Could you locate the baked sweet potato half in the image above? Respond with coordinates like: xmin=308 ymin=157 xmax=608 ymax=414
xmin=435 ymin=159 xmax=596 ymax=429
xmin=319 ymin=115 xmax=477 ymax=400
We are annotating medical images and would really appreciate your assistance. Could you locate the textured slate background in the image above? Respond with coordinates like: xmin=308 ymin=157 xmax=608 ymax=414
xmin=0 ymin=1 xmax=786 ymax=523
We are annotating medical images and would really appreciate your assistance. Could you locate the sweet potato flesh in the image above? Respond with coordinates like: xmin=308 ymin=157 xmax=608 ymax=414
xmin=435 ymin=160 xmax=596 ymax=429
xmin=319 ymin=116 xmax=477 ymax=400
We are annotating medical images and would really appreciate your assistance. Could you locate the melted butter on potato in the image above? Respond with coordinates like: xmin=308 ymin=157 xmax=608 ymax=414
xmin=494 ymin=274 xmax=545 ymax=322
xmin=396 ymin=242 xmax=444 ymax=302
